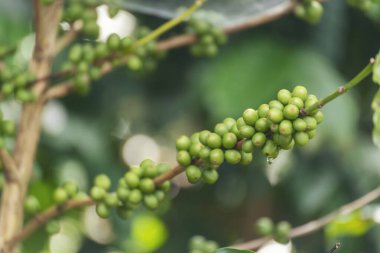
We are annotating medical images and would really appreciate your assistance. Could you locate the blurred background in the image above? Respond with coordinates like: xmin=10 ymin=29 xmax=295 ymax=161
xmin=0 ymin=0 xmax=380 ymax=253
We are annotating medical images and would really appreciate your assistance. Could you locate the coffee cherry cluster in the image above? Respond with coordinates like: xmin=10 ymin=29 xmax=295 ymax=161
xmin=255 ymin=217 xmax=292 ymax=244
xmin=186 ymin=18 xmax=227 ymax=58
xmin=89 ymin=159 xmax=171 ymax=219
xmin=294 ymin=0 xmax=324 ymax=24
xmin=176 ymin=86 xmax=323 ymax=185
xmin=53 ymin=181 xmax=80 ymax=205
xmin=62 ymin=0 xmax=111 ymax=38
xmin=188 ymin=235 xmax=219 ymax=253
xmin=0 ymin=66 xmax=36 ymax=102
xmin=347 ymin=0 xmax=380 ymax=11
xmin=64 ymin=27 xmax=164 ymax=95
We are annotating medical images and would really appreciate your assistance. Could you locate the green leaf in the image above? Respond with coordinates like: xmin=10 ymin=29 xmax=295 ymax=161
xmin=373 ymin=51 xmax=380 ymax=85
xmin=122 ymin=0 xmax=289 ymax=26
xmin=371 ymin=89 xmax=380 ymax=149
xmin=216 ymin=247 xmax=256 ymax=253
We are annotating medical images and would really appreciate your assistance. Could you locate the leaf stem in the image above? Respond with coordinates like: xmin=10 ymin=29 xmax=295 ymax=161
xmin=305 ymin=60 xmax=375 ymax=114
xmin=133 ymin=0 xmax=206 ymax=48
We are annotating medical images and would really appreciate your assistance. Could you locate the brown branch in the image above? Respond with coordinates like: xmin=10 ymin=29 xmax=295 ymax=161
xmin=6 ymin=198 xmax=94 ymax=250
xmin=0 ymin=149 xmax=18 ymax=182
xmin=232 ymin=185 xmax=380 ymax=250
xmin=54 ymin=21 xmax=83 ymax=55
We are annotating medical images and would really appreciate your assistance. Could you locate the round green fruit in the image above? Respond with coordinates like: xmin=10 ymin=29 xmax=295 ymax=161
xmin=186 ymin=165 xmax=202 ymax=184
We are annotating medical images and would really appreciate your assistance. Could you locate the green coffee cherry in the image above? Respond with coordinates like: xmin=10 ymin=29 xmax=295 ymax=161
xmin=94 ymin=174 xmax=111 ymax=190
xmin=243 ymin=108 xmax=259 ymax=125
xmin=255 ymin=118 xmax=270 ymax=132
xmin=262 ymin=140 xmax=279 ymax=158
xmin=313 ymin=111 xmax=324 ymax=124
xmin=292 ymin=86 xmax=308 ymax=101
xmin=199 ymin=147 xmax=211 ymax=160
xmin=268 ymin=108 xmax=284 ymax=123
xmin=124 ymin=172 xmax=140 ymax=188
xmin=186 ymin=165 xmax=202 ymax=184
xmin=54 ymin=187 xmax=68 ymax=205
xmin=189 ymin=235 xmax=205 ymax=251
xmin=1 ymin=121 xmax=15 ymax=136
xmin=242 ymin=140 xmax=254 ymax=153
xmin=277 ymin=89 xmax=292 ymax=105
xmin=107 ymin=33 xmax=121 ymax=50
xmin=128 ymin=189 xmax=142 ymax=204
xmin=275 ymin=221 xmax=292 ymax=244
xmin=189 ymin=143 xmax=203 ymax=157
xmin=236 ymin=117 xmax=246 ymax=128
xmin=222 ymin=132 xmax=238 ymax=149
xmin=283 ymin=104 xmax=300 ymax=120
xmin=223 ymin=118 xmax=236 ymax=130
xmin=239 ymin=125 xmax=255 ymax=138
xmin=225 ymin=150 xmax=241 ymax=164
xmin=269 ymin=100 xmax=284 ymax=110
xmin=131 ymin=165 xmax=144 ymax=177
xmin=255 ymin=217 xmax=274 ymax=236
xmin=206 ymin=133 xmax=222 ymax=148
xmin=105 ymin=193 xmax=119 ymax=207
xmin=209 ymin=148 xmax=224 ymax=166
xmin=63 ymin=181 xmax=79 ymax=198
xmin=306 ymin=1 xmax=324 ymax=24
xmin=279 ymin=120 xmax=293 ymax=136
xmin=293 ymin=118 xmax=307 ymax=132
xmin=68 ymin=44 xmax=82 ymax=63
xmin=199 ymin=130 xmax=210 ymax=145
xmin=127 ymin=55 xmax=142 ymax=71
xmin=96 ymin=203 xmax=110 ymax=219
xmin=288 ymin=97 xmax=304 ymax=109
xmin=202 ymin=169 xmax=219 ymax=184
xmin=304 ymin=116 xmax=317 ymax=130
xmin=24 ymin=195 xmax=41 ymax=214
xmin=144 ymin=195 xmax=159 ymax=210
xmin=117 ymin=206 xmax=132 ymax=220
xmin=176 ymin=135 xmax=191 ymax=150
xmin=240 ymin=152 xmax=253 ymax=165
xmin=159 ymin=180 xmax=171 ymax=192
xmin=177 ymin=150 xmax=192 ymax=166
xmin=252 ymin=132 xmax=266 ymax=147
xmin=95 ymin=43 xmax=109 ymax=58
xmin=90 ymin=186 xmax=106 ymax=202
xmin=214 ymin=123 xmax=229 ymax=136
xmin=139 ymin=178 xmax=155 ymax=193
xmin=117 ymin=187 xmax=130 ymax=201
xmin=258 ymin=104 xmax=270 ymax=118
xmin=83 ymin=20 xmax=99 ymax=38
xmin=294 ymin=132 xmax=309 ymax=146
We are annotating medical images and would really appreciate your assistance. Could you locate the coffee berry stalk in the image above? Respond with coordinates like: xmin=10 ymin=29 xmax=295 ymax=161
xmin=176 ymin=85 xmax=324 ymax=185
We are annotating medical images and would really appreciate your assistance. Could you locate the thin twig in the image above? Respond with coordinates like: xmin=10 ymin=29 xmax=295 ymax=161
xmin=328 ymin=242 xmax=341 ymax=253
xmin=54 ymin=21 xmax=83 ymax=55
xmin=0 ymin=149 xmax=18 ymax=182
xmin=232 ymin=185 xmax=380 ymax=250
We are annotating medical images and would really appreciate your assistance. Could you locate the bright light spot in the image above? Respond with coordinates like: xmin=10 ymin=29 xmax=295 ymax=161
xmin=373 ymin=206 xmax=380 ymax=223
xmin=122 ymin=134 xmax=160 ymax=166
xmin=258 ymin=240 xmax=292 ymax=253
xmin=19 ymin=34 xmax=35 ymax=61
xmin=60 ymin=21 xmax=71 ymax=31
xmin=42 ymin=100 xmax=68 ymax=136
xmin=131 ymin=214 xmax=168 ymax=252
xmin=0 ymin=101 xmax=21 ymax=122
xmin=97 ymin=5 xmax=136 ymax=42
xmin=265 ymin=152 xmax=292 ymax=186
xmin=83 ymin=206 xmax=115 ymax=244
xmin=49 ymin=233 xmax=79 ymax=253
xmin=56 ymin=160 xmax=88 ymax=191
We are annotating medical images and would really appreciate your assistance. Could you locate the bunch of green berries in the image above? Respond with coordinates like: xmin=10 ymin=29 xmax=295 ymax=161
xmin=89 ymin=159 xmax=171 ymax=219
xmin=294 ymin=0 xmax=324 ymax=24
xmin=346 ymin=0 xmax=380 ymax=11
xmin=62 ymin=0 xmax=105 ymax=38
xmin=255 ymin=217 xmax=292 ymax=244
xmin=188 ymin=235 xmax=219 ymax=253
xmin=53 ymin=181 xmax=80 ymax=205
xmin=186 ymin=18 xmax=227 ymax=58
xmin=0 ymin=66 xmax=36 ymax=102
xmin=176 ymin=85 xmax=323 ymax=185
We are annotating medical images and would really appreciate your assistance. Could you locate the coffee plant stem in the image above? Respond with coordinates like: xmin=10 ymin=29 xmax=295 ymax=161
xmin=231 ymin=185 xmax=380 ymax=250
xmin=305 ymin=60 xmax=375 ymax=114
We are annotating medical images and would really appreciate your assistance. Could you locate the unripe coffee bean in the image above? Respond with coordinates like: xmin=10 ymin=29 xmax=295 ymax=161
xmin=277 ymin=89 xmax=292 ymax=105
xmin=269 ymin=100 xmax=284 ymax=110
xmin=177 ymin=150 xmax=192 ymax=166
xmin=222 ymin=132 xmax=237 ymax=149
xmin=256 ymin=217 xmax=274 ymax=236
xmin=95 ymin=174 xmax=111 ymax=190
xmin=292 ymin=85 xmax=308 ymax=101
xmin=255 ymin=118 xmax=270 ymax=132
xmin=54 ymin=187 xmax=68 ymax=205
xmin=303 ymin=116 xmax=317 ymax=130
xmin=206 ymin=133 xmax=222 ymax=148
xmin=288 ymin=97 xmax=304 ymax=109
xmin=243 ymin=108 xmax=259 ymax=125
xmin=124 ymin=172 xmax=140 ymax=188
xmin=90 ymin=186 xmax=106 ymax=202
xmin=293 ymin=118 xmax=307 ymax=132
xmin=239 ymin=125 xmax=255 ymax=138
xmin=128 ymin=189 xmax=142 ymax=204
xmin=176 ymin=135 xmax=191 ymax=150
xmin=202 ymin=169 xmax=219 ymax=184
xmin=209 ymin=148 xmax=224 ymax=166
xmin=252 ymin=132 xmax=266 ymax=147
xmin=96 ymin=203 xmax=110 ymax=219
xmin=283 ymin=104 xmax=300 ymax=120
xmin=139 ymin=178 xmax=155 ymax=193
xmin=258 ymin=104 xmax=270 ymax=118
xmin=214 ymin=123 xmax=229 ymax=136
xmin=105 ymin=193 xmax=119 ymax=207
xmin=225 ymin=150 xmax=241 ymax=164
xmin=294 ymin=132 xmax=309 ymax=146
xmin=186 ymin=165 xmax=202 ymax=184
xmin=144 ymin=195 xmax=159 ymax=210
xmin=268 ymin=108 xmax=284 ymax=123
xmin=240 ymin=152 xmax=253 ymax=165
xmin=279 ymin=120 xmax=293 ymax=135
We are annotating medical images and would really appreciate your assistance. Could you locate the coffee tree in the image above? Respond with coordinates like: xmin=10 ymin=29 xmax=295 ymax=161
xmin=0 ymin=0 xmax=379 ymax=253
